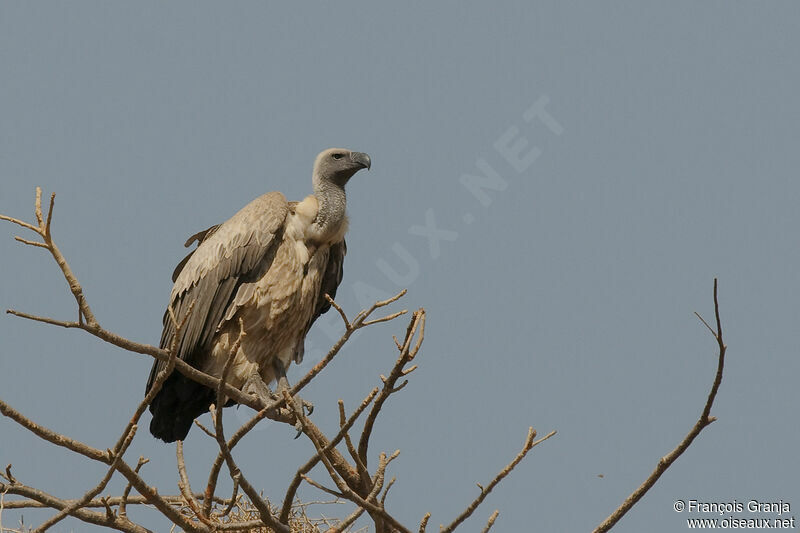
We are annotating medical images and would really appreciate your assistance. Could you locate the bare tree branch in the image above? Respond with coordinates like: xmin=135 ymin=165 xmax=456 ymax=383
xmin=358 ymin=309 xmax=425 ymax=468
xmin=280 ymin=388 xmax=379 ymax=523
xmin=5 ymin=305 xmax=264 ymax=413
xmin=300 ymin=475 xmax=345 ymax=500
xmin=202 ymin=393 xmax=285 ymax=518
xmin=32 ymin=427 xmax=138 ymax=532
xmin=219 ymin=476 xmax=240 ymax=519
xmin=30 ymin=302 xmax=189 ymax=532
xmin=2 ymin=189 xmax=570 ymax=533
xmin=285 ymin=391 xmax=411 ymax=533
xmin=210 ymin=320 xmax=289 ymax=533
xmin=440 ymin=428 xmax=556 ymax=533
xmin=177 ymin=440 xmax=206 ymax=524
xmin=118 ymin=457 xmax=148 ymax=519
xmin=4 ymin=492 xmax=229 ymax=511
xmin=0 ymin=480 xmax=149 ymax=533
xmin=2 ymin=190 xmax=265 ymax=414
xmin=327 ymin=504 xmax=365 ymax=533
xmin=339 ymin=401 xmax=370 ymax=495
xmin=0 ymin=397 xmax=205 ymax=532
xmin=291 ymin=290 xmax=407 ymax=396
xmin=593 ymin=278 xmax=727 ymax=533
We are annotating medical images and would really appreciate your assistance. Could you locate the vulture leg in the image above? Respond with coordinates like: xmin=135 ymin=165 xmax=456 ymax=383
xmin=272 ymin=359 xmax=306 ymax=436
xmin=243 ymin=372 xmax=278 ymax=405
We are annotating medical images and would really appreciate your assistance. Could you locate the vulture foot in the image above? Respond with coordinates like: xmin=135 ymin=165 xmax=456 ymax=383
xmin=272 ymin=360 xmax=306 ymax=436
xmin=243 ymin=373 xmax=278 ymax=406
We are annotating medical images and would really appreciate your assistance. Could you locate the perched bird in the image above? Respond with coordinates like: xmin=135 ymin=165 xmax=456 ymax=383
xmin=146 ymin=148 xmax=371 ymax=442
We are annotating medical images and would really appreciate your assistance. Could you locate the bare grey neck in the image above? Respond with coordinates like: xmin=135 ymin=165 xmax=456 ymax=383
xmin=313 ymin=176 xmax=347 ymax=234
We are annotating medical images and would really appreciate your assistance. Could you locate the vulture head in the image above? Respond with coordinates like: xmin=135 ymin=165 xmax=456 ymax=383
xmin=313 ymin=148 xmax=371 ymax=188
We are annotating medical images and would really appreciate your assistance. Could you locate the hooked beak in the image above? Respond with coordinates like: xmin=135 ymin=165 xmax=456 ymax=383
xmin=351 ymin=151 xmax=371 ymax=170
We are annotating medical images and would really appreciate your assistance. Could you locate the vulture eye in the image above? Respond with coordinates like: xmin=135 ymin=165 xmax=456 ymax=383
xmin=332 ymin=153 xmax=344 ymax=160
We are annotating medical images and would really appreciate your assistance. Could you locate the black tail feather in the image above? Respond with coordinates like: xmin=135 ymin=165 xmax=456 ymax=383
xmin=148 ymin=374 xmax=215 ymax=443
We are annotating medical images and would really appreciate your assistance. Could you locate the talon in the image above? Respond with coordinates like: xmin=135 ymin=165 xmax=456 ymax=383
xmin=303 ymin=399 xmax=314 ymax=416
xmin=271 ymin=359 xmax=306 ymax=433
xmin=265 ymin=386 xmax=279 ymax=402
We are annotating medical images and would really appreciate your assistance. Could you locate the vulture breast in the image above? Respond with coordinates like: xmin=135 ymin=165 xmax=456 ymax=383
xmin=200 ymin=195 xmax=335 ymax=392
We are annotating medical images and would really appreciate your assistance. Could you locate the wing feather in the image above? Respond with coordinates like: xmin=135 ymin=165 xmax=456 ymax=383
xmin=171 ymin=224 xmax=222 ymax=282
xmin=316 ymin=239 xmax=346 ymax=317
xmin=146 ymin=191 xmax=288 ymax=393
xmin=294 ymin=239 xmax=346 ymax=364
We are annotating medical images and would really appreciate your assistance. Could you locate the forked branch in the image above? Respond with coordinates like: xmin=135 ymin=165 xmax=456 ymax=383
xmin=593 ymin=278 xmax=727 ymax=532
xmin=434 ymin=428 xmax=557 ymax=533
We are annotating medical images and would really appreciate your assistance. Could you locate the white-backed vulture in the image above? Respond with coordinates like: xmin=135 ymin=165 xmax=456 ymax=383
xmin=146 ymin=148 xmax=371 ymax=442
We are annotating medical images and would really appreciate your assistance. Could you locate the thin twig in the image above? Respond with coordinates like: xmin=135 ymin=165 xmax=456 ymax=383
xmin=380 ymin=477 xmax=396 ymax=506
xmin=5 ymin=309 xmax=80 ymax=328
xmin=327 ymin=504 xmax=365 ymax=533
xmin=13 ymin=236 xmax=47 ymax=248
xmin=339 ymin=401 xmax=370 ymax=490
xmin=366 ymin=451 xmax=398 ymax=503
xmin=44 ymin=192 xmax=55 ymax=237
xmin=118 ymin=457 xmax=148 ymax=519
xmin=352 ymin=290 xmax=407 ymax=326
xmin=301 ymin=475 xmax=345 ymax=499
xmin=418 ymin=512 xmax=431 ymax=533
xmin=693 ymin=311 xmax=716 ymax=337
xmin=361 ymin=311 xmax=407 ymax=327
xmin=481 ymin=510 xmax=500 ymax=533
xmin=0 ymin=214 xmax=39 ymax=233
xmin=176 ymin=441 xmax=204 ymax=521
xmin=193 ymin=420 xmax=216 ymax=439
xmin=219 ymin=476 xmax=240 ymax=518
xmin=100 ymin=497 xmax=114 ymax=522
xmin=325 ymin=294 xmax=351 ymax=330
xmin=34 ymin=187 xmax=43 ymax=228
xmin=4 ymin=466 xmax=16 ymax=485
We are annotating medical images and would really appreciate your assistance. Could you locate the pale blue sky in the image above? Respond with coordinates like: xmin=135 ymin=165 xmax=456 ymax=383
xmin=1 ymin=2 xmax=798 ymax=532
